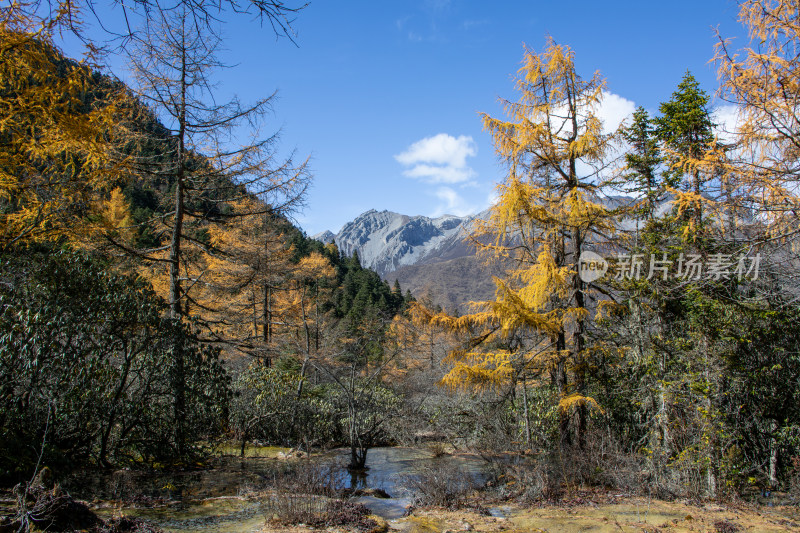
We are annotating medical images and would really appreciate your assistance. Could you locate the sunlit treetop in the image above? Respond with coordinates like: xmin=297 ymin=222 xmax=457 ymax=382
xmin=714 ymin=0 xmax=800 ymax=237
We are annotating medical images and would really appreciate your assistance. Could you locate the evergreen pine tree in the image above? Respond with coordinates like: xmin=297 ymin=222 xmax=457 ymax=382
xmin=655 ymin=71 xmax=715 ymax=239
xmin=621 ymin=107 xmax=663 ymax=220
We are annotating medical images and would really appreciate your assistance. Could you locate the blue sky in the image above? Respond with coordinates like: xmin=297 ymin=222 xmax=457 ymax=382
xmin=63 ymin=0 xmax=746 ymax=235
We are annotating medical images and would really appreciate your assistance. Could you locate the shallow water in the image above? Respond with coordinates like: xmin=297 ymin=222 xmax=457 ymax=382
xmin=323 ymin=447 xmax=489 ymax=519
xmin=70 ymin=455 xmax=288 ymax=502
xmin=86 ymin=446 xmax=491 ymax=531
xmin=326 ymin=446 xmax=488 ymax=495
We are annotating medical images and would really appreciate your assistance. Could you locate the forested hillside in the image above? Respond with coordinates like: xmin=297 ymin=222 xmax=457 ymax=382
xmin=2 ymin=2 xmax=800 ymax=531
xmin=0 ymin=14 xmax=414 ymax=480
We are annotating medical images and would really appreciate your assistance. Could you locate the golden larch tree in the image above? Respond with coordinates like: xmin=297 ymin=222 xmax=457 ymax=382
xmin=714 ymin=0 xmax=800 ymax=239
xmin=0 ymin=7 xmax=129 ymax=249
xmin=440 ymin=38 xmax=615 ymax=448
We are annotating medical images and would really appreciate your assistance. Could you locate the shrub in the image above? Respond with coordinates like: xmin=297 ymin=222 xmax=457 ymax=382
xmin=400 ymin=462 xmax=480 ymax=509
xmin=0 ymin=251 xmax=230 ymax=480
xmin=261 ymin=461 xmax=377 ymax=532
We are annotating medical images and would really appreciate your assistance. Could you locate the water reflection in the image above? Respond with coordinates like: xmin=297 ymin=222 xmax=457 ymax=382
xmin=328 ymin=447 xmax=488 ymax=496
xmin=349 ymin=469 xmax=368 ymax=491
xmin=81 ymin=447 xmax=490 ymax=531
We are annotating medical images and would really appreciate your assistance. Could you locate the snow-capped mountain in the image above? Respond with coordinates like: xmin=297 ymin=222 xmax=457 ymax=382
xmin=313 ymin=209 xmax=488 ymax=278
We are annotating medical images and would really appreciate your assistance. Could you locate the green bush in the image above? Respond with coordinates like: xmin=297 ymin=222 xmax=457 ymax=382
xmin=0 ymin=250 xmax=230 ymax=480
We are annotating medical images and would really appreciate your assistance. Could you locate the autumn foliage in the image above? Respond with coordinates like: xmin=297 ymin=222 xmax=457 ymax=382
xmin=2 ymin=0 xmax=800 ymax=505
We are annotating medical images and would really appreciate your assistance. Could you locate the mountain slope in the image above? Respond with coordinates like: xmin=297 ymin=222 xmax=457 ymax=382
xmin=391 ymin=255 xmax=500 ymax=311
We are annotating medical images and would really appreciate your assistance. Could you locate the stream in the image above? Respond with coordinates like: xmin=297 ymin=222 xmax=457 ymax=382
xmin=80 ymin=447 xmax=492 ymax=532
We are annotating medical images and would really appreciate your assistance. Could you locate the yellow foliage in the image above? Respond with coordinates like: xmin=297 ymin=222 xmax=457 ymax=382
xmin=714 ymin=0 xmax=800 ymax=237
xmin=558 ymin=393 xmax=604 ymax=416
xmin=482 ymin=37 xmax=610 ymax=171
xmin=95 ymin=188 xmax=136 ymax=243
xmin=425 ymin=40 xmax=618 ymax=410
xmin=297 ymin=252 xmax=335 ymax=281
xmin=200 ymin=207 xmax=324 ymax=349
xmin=490 ymin=276 xmax=563 ymax=335
xmin=0 ymin=20 xmax=128 ymax=249
xmin=440 ymin=350 xmax=514 ymax=391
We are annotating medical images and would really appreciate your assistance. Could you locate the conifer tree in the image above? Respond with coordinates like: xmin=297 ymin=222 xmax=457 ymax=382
xmin=125 ymin=6 xmax=308 ymax=319
xmin=655 ymin=72 xmax=716 ymax=240
xmin=608 ymin=73 xmax=739 ymax=498
xmin=0 ymin=12 xmax=129 ymax=249
xmin=203 ymin=201 xmax=295 ymax=358
xmin=437 ymin=38 xmax=616 ymax=449
xmin=620 ymin=107 xmax=663 ymax=221
xmin=715 ymin=0 xmax=800 ymax=239
xmin=118 ymin=6 xmax=308 ymax=454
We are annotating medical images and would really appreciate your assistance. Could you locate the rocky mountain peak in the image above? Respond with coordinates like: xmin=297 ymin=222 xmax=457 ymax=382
xmin=315 ymin=209 xmax=486 ymax=278
xmin=312 ymin=229 xmax=336 ymax=244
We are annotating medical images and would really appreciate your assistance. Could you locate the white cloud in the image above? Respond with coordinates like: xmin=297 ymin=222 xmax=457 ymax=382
xmin=545 ymin=91 xmax=635 ymax=139
xmin=403 ymin=163 xmax=475 ymax=183
xmin=564 ymin=92 xmax=635 ymax=183
xmin=395 ymin=133 xmax=477 ymax=184
xmin=431 ymin=186 xmax=477 ymax=217
xmin=595 ymin=91 xmax=636 ymax=134
xmin=712 ymin=104 xmax=743 ymax=143
xmin=396 ymin=133 xmax=476 ymax=168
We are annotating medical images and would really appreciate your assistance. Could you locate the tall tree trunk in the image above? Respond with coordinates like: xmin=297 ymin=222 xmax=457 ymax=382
xmin=566 ymin=101 xmax=588 ymax=449
xmin=768 ymin=419 xmax=779 ymax=488
xmin=301 ymin=283 xmax=311 ymax=355
xmin=521 ymin=370 xmax=532 ymax=448
xmin=657 ymin=349 xmax=670 ymax=456
xmin=701 ymin=336 xmax=716 ymax=498
xmin=693 ymin=168 xmax=702 ymax=235
xmin=554 ymin=330 xmax=570 ymax=450
xmin=168 ymin=40 xmax=188 ymax=457
xmin=263 ymin=281 xmax=272 ymax=367
xmin=572 ymin=224 xmax=587 ymax=450
xmin=314 ymin=286 xmax=320 ymax=351
xmin=263 ymin=212 xmax=273 ymax=355
xmin=240 ymin=426 xmax=248 ymax=458
xmin=252 ymin=289 xmax=259 ymax=339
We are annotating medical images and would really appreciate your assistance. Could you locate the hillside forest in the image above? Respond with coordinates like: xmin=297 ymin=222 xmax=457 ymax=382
xmin=2 ymin=0 xmax=800 ymax=527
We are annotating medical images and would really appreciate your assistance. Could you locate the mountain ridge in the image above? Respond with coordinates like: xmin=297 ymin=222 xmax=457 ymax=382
xmin=313 ymin=208 xmax=490 ymax=278
xmin=312 ymin=208 xmax=496 ymax=310
xmin=311 ymin=195 xmax=653 ymax=311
